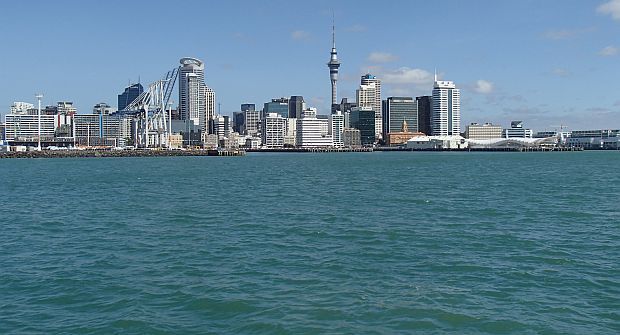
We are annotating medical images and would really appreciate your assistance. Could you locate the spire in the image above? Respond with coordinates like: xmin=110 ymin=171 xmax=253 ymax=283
xmin=434 ymin=68 xmax=437 ymax=82
xmin=332 ymin=11 xmax=336 ymax=49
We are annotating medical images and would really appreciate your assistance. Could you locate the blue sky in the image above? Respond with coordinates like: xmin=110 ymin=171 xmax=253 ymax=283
xmin=1 ymin=0 xmax=619 ymax=131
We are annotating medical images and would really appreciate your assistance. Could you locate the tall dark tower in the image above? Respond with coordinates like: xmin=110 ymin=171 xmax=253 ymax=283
xmin=327 ymin=24 xmax=340 ymax=108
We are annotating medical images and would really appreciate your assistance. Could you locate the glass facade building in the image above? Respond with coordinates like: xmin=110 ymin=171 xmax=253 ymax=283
xmin=117 ymin=83 xmax=144 ymax=111
xmin=350 ymin=108 xmax=375 ymax=145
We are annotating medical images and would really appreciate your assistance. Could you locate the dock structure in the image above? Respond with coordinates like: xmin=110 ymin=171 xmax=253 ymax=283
xmin=0 ymin=149 xmax=245 ymax=159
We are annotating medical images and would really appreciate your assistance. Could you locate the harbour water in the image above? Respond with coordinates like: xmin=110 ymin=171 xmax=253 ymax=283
xmin=1 ymin=152 xmax=618 ymax=334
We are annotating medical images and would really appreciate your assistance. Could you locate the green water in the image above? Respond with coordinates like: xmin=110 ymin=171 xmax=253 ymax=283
xmin=1 ymin=152 xmax=618 ymax=334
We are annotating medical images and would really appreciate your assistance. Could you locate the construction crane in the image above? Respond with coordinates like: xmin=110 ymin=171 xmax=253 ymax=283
xmin=117 ymin=67 xmax=179 ymax=148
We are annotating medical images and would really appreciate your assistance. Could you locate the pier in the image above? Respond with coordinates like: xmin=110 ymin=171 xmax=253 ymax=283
xmin=0 ymin=149 xmax=245 ymax=159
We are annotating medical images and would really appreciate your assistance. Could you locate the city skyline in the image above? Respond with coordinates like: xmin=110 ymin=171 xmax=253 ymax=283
xmin=1 ymin=0 xmax=619 ymax=131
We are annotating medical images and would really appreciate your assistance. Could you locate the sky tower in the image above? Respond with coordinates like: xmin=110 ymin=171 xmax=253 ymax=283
xmin=327 ymin=23 xmax=340 ymax=108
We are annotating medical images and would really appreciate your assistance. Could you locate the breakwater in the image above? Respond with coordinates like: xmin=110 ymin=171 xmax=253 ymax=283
xmin=0 ymin=149 xmax=245 ymax=159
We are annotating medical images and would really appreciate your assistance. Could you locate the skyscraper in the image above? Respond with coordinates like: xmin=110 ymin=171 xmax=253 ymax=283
xmin=178 ymin=57 xmax=215 ymax=132
xmin=431 ymin=75 xmax=460 ymax=136
xmin=117 ymin=83 xmax=143 ymax=111
xmin=416 ymin=95 xmax=432 ymax=135
xmin=288 ymin=96 xmax=305 ymax=119
xmin=327 ymin=24 xmax=340 ymax=108
xmin=382 ymin=97 xmax=418 ymax=140
xmin=263 ymin=98 xmax=289 ymax=119
xmin=356 ymin=74 xmax=382 ymax=141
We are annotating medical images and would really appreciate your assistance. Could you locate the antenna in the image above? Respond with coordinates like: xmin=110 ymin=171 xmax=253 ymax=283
xmin=434 ymin=68 xmax=438 ymax=82
xmin=35 ymin=93 xmax=44 ymax=151
xmin=332 ymin=9 xmax=336 ymax=49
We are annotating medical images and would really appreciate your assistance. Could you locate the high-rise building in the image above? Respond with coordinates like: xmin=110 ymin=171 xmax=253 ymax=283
xmin=179 ymin=57 xmax=215 ymax=132
xmin=261 ymin=113 xmax=287 ymax=148
xmin=241 ymin=104 xmax=255 ymax=112
xmin=232 ymin=112 xmax=245 ymax=134
xmin=382 ymin=97 xmax=418 ymax=140
xmin=263 ymin=98 xmax=289 ymax=119
xmin=296 ymin=108 xmax=333 ymax=148
xmin=288 ymin=96 xmax=305 ymax=118
xmin=357 ymin=74 xmax=382 ymax=141
xmin=431 ymin=76 xmax=460 ymax=136
xmin=244 ymin=109 xmax=261 ymax=136
xmin=10 ymin=102 xmax=34 ymax=114
xmin=117 ymin=83 xmax=143 ymax=111
xmin=329 ymin=111 xmax=344 ymax=147
xmin=416 ymin=95 xmax=432 ymax=135
xmin=350 ymin=107 xmax=376 ymax=145
xmin=327 ymin=25 xmax=341 ymax=107
xmin=73 ymin=114 xmax=121 ymax=147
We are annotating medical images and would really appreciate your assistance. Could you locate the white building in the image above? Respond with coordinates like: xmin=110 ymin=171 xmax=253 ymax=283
xmin=10 ymin=102 xmax=34 ymax=114
xmin=179 ymin=57 xmax=215 ymax=132
xmin=466 ymin=122 xmax=502 ymax=139
xmin=503 ymin=121 xmax=533 ymax=138
xmin=284 ymin=118 xmax=297 ymax=147
xmin=4 ymin=114 xmax=55 ymax=141
xmin=296 ymin=108 xmax=333 ymax=148
xmin=431 ymin=77 xmax=461 ymax=136
xmin=406 ymin=135 xmax=468 ymax=150
xmin=244 ymin=109 xmax=261 ymax=136
xmin=329 ymin=111 xmax=344 ymax=147
xmin=261 ymin=113 xmax=287 ymax=148
xmin=357 ymin=73 xmax=382 ymax=140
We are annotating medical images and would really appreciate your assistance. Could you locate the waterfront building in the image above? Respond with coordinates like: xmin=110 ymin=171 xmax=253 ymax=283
xmin=406 ymin=135 xmax=468 ymax=150
xmin=289 ymin=96 xmax=305 ymax=119
xmin=415 ymin=95 xmax=432 ymax=135
xmin=503 ymin=121 xmax=533 ymax=138
xmin=296 ymin=108 xmax=333 ymax=148
xmin=329 ymin=111 xmax=345 ymax=147
xmin=263 ymin=98 xmax=289 ymax=119
xmin=211 ymin=115 xmax=230 ymax=140
xmin=261 ymin=113 xmax=287 ymax=148
xmin=465 ymin=122 xmax=502 ymax=139
xmin=357 ymin=74 xmax=382 ymax=140
xmin=567 ymin=129 xmax=620 ymax=149
xmin=10 ymin=102 xmax=34 ymax=114
xmin=349 ymin=107 xmax=376 ymax=145
xmin=386 ymin=120 xmax=424 ymax=146
xmin=383 ymin=97 xmax=418 ymax=141
xmin=327 ymin=25 xmax=341 ymax=107
xmin=179 ymin=57 xmax=215 ymax=132
xmin=73 ymin=114 xmax=121 ymax=147
xmin=0 ymin=122 xmax=5 ymax=141
xmin=342 ymin=128 xmax=361 ymax=147
xmin=4 ymin=114 xmax=56 ymax=142
xmin=431 ymin=76 xmax=461 ymax=136
xmin=117 ymin=83 xmax=143 ymax=111
xmin=93 ymin=103 xmax=115 ymax=115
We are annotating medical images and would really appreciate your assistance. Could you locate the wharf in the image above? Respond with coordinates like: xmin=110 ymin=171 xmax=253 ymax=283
xmin=247 ymin=147 xmax=373 ymax=153
xmin=0 ymin=149 xmax=245 ymax=159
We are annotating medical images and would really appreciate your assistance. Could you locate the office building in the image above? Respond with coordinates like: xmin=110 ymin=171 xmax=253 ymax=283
xmin=284 ymin=118 xmax=297 ymax=147
xmin=73 ymin=114 xmax=121 ymax=147
xmin=263 ymin=98 xmax=289 ymax=119
xmin=233 ymin=112 xmax=245 ymax=133
xmin=179 ymin=57 xmax=215 ymax=132
xmin=329 ymin=111 xmax=345 ymax=147
xmin=431 ymin=76 xmax=460 ymax=136
xmin=0 ymin=122 xmax=5 ymax=141
xmin=383 ymin=97 xmax=418 ymax=141
xmin=357 ymin=74 xmax=382 ymax=140
xmin=466 ymin=123 xmax=503 ymax=139
xmin=244 ymin=109 xmax=261 ymax=136
xmin=416 ymin=96 xmax=432 ymax=135
xmin=567 ymin=129 xmax=620 ymax=149
xmin=296 ymin=108 xmax=333 ymax=148
xmin=10 ymin=102 xmax=34 ymax=114
xmin=93 ymin=103 xmax=115 ymax=115
xmin=289 ymin=96 xmax=305 ymax=119
xmin=261 ymin=113 xmax=287 ymax=148
xmin=117 ymin=83 xmax=143 ymax=111
xmin=342 ymin=128 xmax=361 ymax=147
xmin=4 ymin=113 xmax=56 ymax=142
xmin=503 ymin=121 xmax=533 ymax=138
xmin=349 ymin=107 xmax=375 ymax=145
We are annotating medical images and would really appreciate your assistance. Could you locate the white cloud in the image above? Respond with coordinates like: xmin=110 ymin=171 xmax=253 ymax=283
xmin=381 ymin=67 xmax=434 ymax=85
xmin=367 ymin=52 xmax=398 ymax=63
xmin=542 ymin=27 xmax=595 ymax=40
xmin=597 ymin=0 xmax=620 ymax=20
xmin=291 ymin=30 xmax=310 ymax=40
xmin=598 ymin=45 xmax=618 ymax=56
xmin=551 ymin=68 xmax=571 ymax=77
xmin=473 ymin=80 xmax=495 ymax=94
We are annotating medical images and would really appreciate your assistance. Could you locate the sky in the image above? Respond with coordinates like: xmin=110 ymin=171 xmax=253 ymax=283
xmin=1 ymin=0 xmax=619 ymax=131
